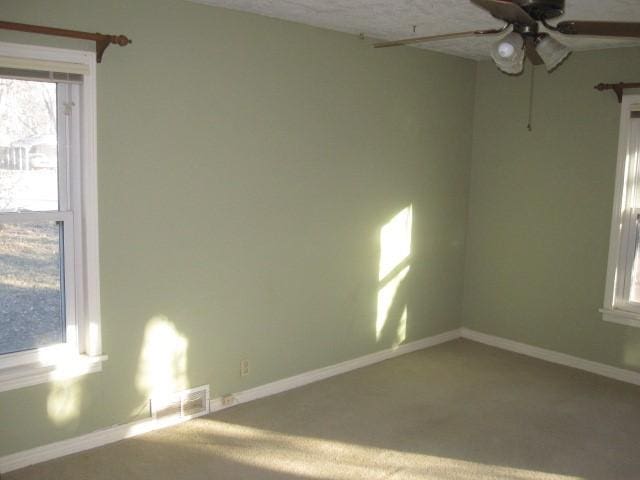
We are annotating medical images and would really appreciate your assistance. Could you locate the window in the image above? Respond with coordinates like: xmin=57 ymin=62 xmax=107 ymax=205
xmin=0 ymin=42 xmax=104 ymax=392
xmin=602 ymin=95 xmax=640 ymax=328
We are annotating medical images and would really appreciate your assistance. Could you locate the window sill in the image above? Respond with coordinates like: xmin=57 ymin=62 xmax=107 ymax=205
xmin=600 ymin=308 xmax=640 ymax=328
xmin=0 ymin=354 xmax=107 ymax=393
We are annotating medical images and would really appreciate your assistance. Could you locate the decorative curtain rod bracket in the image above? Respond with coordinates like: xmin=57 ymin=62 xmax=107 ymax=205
xmin=0 ymin=20 xmax=131 ymax=63
xmin=595 ymin=82 xmax=640 ymax=103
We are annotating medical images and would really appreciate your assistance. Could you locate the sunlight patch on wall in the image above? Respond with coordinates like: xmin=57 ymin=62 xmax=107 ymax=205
xmin=376 ymin=205 xmax=412 ymax=342
xmin=135 ymin=316 xmax=189 ymax=408
xmin=397 ymin=306 xmax=408 ymax=346
xmin=40 ymin=340 xmax=92 ymax=425
xmin=378 ymin=206 xmax=413 ymax=281
xmin=376 ymin=265 xmax=410 ymax=340
xmin=47 ymin=379 xmax=81 ymax=425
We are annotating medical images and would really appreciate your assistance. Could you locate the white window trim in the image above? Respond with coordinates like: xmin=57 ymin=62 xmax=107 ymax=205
xmin=602 ymin=94 xmax=640 ymax=328
xmin=0 ymin=41 xmax=105 ymax=392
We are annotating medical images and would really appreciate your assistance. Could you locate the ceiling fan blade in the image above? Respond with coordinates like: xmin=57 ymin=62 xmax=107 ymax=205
xmin=470 ymin=0 xmax=536 ymax=27
xmin=374 ymin=27 xmax=505 ymax=48
xmin=524 ymin=36 xmax=543 ymax=65
xmin=556 ymin=21 xmax=640 ymax=38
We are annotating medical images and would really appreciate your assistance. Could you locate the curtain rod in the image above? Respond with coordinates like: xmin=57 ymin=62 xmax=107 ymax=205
xmin=595 ymin=83 xmax=640 ymax=103
xmin=0 ymin=20 xmax=131 ymax=63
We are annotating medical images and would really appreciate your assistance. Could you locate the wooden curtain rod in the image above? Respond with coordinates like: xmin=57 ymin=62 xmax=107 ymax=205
xmin=595 ymin=82 xmax=640 ymax=103
xmin=0 ymin=20 xmax=131 ymax=63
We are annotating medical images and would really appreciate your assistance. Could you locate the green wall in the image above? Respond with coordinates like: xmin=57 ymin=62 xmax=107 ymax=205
xmin=0 ymin=0 xmax=475 ymax=455
xmin=464 ymin=48 xmax=640 ymax=373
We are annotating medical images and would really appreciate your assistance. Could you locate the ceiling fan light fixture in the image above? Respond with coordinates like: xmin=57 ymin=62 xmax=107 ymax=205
xmin=491 ymin=32 xmax=525 ymax=75
xmin=536 ymin=34 xmax=571 ymax=72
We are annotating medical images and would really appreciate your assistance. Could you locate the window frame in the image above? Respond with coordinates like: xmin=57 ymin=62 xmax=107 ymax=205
xmin=0 ymin=41 xmax=105 ymax=392
xmin=602 ymin=94 xmax=640 ymax=328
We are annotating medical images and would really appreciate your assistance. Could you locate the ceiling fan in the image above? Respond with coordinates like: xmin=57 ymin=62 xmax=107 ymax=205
xmin=374 ymin=0 xmax=640 ymax=74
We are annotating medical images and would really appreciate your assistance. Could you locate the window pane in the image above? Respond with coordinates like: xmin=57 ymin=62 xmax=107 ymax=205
xmin=630 ymin=218 xmax=640 ymax=304
xmin=0 ymin=79 xmax=58 ymax=213
xmin=0 ymin=222 xmax=65 ymax=355
xmin=630 ymin=118 xmax=640 ymax=209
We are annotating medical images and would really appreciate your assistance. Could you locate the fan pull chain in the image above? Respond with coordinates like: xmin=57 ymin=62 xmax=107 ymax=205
xmin=527 ymin=65 xmax=535 ymax=132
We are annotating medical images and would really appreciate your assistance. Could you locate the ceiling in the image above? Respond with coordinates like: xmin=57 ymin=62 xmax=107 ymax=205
xmin=189 ymin=0 xmax=640 ymax=60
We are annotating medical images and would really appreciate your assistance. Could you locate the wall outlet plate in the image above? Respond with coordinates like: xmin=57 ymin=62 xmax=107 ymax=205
xmin=240 ymin=359 xmax=249 ymax=376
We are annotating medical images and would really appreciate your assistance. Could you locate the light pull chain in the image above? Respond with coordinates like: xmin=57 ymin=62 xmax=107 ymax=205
xmin=527 ymin=65 xmax=535 ymax=132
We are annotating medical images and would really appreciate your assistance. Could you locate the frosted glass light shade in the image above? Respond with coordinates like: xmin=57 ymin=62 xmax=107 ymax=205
xmin=491 ymin=33 xmax=525 ymax=75
xmin=536 ymin=34 xmax=571 ymax=72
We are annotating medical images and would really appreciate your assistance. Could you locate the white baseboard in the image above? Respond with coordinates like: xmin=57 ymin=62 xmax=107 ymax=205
xmin=4 ymin=327 xmax=639 ymax=474
xmin=460 ymin=328 xmax=640 ymax=386
xmin=0 ymin=329 xmax=459 ymax=474
xmin=209 ymin=329 xmax=461 ymax=412
xmin=210 ymin=328 xmax=640 ymax=415
xmin=0 ymin=409 xmax=210 ymax=474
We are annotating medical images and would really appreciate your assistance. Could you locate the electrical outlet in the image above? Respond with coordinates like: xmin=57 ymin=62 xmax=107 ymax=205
xmin=240 ymin=359 xmax=250 ymax=377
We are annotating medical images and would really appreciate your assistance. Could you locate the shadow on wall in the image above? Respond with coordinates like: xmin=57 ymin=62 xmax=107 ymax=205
xmin=624 ymin=333 xmax=640 ymax=369
xmin=376 ymin=205 xmax=412 ymax=348
xmin=135 ymin=316 xmax=190 ymax=412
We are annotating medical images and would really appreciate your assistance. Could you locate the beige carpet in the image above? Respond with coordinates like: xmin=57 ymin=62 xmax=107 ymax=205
xmin=6 ymin=339 xmax=640 ymax=480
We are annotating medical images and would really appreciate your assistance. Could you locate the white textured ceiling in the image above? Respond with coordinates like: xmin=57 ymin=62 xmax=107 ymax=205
xmin=189 ymin=0 xmax=640 ymax=60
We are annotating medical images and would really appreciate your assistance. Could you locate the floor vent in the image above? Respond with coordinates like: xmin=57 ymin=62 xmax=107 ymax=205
xmin=150 ymin=385 xmax=210 ymax=421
